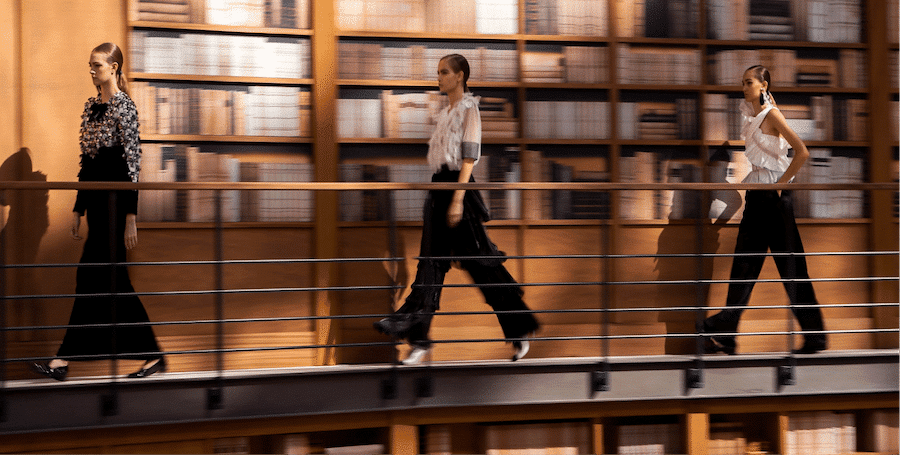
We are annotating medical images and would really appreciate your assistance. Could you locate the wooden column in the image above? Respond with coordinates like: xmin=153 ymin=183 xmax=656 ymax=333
xmin=685 ymin=412 xmax=709 ymax=455
xmin=591 ymin=420 xmax=605 ymax=455
xmin=311 ymin=0 xmax=340 ymax=364
xmin=389 ymin=424 xmax=419 ymax=455
xmin=865 ymin=0 xmax=899 ymax=348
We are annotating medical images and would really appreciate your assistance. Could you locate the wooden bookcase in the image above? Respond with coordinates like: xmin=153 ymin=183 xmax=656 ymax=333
xmin=0 ymin=0 xmax=900 ymax=455
xmin=119 ymin=0 xmax=898 ymax=364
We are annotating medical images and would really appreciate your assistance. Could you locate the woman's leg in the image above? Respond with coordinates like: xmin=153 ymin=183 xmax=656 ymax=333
xmin=702 ymin=191 xmax=773 ymax=347
xmin=770 ymin=190 xmax=826 ymax=352
xmin=461 ymin=259 xmax=538 ymax=340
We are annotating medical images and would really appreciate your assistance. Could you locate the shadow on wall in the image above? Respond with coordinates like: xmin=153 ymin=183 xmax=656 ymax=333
xmin=655 ymin=152 xmax=743 ymax=354
xmin=0 ymin=147 xmax=50 ymax=341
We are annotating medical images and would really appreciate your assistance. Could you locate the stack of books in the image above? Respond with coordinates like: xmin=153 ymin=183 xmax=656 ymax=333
xmin=336 ymin=0 xmax=517 ymax=34
xmin=795 ymin=0 xmax=861 ymax=43
xmin=617 ymin=46 xmax=701 ymax=85
xmin=520 ymin=46 xmax=607 ymax=84
xmin=617 ymin=99 xmax=698 ymax=140
xmin=339 ymin=42 xmax=517 ymax=82
xmin=785 ymin=411 xmax=856 ymax=455
xmin=794 ymin=148 xmax=865 ymax=219
xmin=617 ymin=423 xmax=682 ymax=455
xmin=131 ymin=0 xmax=308 ymax=28
xmin=524 ymin=101 xmax=609 ymax=139
xmin=616 ymin=0 xmax=699 ymax=38
xmin=749 ymin=0 xmax=794 ymax=41
xmin=524 ymin=0 xmax=608 ymax=36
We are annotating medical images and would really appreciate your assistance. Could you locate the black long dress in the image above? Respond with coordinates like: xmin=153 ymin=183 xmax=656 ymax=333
xmin=56 ymin=95 xmax=161 ymax=361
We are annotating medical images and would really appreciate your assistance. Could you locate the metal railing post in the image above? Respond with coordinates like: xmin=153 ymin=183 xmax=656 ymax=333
xmin=0 ymin=189 xmax=7 ymax=422
xmin=102 ymin=189 xmax=119 ymax=416
xmin=208 ymin=189 xmax=224 ymax=410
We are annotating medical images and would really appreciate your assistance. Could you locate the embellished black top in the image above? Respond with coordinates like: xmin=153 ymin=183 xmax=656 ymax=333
xmin=79 ymin=91 xmax=142 ymax=183
xmin=74 ymin=91 xmax=142 ymax=216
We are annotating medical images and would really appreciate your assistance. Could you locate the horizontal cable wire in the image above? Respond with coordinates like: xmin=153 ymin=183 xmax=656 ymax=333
xmin=3 ymin=274 xmax=897 ymax=301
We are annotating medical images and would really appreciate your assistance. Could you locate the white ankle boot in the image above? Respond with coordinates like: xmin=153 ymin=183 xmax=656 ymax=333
xmin=402 ymin=347 xmax=430 ymax=365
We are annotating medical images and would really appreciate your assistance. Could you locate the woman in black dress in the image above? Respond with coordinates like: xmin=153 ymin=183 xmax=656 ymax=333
xmin=30 ymin=43 xmax=165 ymax=380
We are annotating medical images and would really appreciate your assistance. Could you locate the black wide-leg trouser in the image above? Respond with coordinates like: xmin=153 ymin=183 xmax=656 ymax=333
xmin=390 ymin=171 xmax=539 ymax=350
xmin=703 ymin=190 xmax=825 ymax=346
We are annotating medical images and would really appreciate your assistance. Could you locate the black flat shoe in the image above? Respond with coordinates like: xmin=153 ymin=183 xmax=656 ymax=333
xmin=30 ymin=362 xmax=68 ymax=381
xmin=127 ymin=358 xmax=166 ymax=379
xmin=696 ymin=321 xmax=736 ymax=355
xmin=373 ymin=315 xmax=415 ymax=338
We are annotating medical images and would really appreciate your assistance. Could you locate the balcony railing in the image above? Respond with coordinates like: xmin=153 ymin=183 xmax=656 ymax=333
xmin=0 ymin=180 xmax=896 ymax=433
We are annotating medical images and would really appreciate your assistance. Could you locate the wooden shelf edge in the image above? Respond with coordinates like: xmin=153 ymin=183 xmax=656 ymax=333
xmin=131 ymin=73 xmax=312 ymax=86
xmin=141 ymin=135 xmax=313 ymax=143
xmin=130 ymin=20 xmax=313 ymax=36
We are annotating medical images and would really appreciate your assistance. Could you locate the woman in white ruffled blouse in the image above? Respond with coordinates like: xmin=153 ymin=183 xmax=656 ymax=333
xmin=374 ymin=54 xmax=540 ymax=364
xmin=697 ymin=65 xmax=826 ymax=355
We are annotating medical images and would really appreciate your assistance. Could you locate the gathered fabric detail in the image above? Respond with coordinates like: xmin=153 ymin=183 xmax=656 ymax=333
xmin=427 ymin=93 xmax=480 ymax=174
xmin=739 ymin=101 xmax=791 ymax=184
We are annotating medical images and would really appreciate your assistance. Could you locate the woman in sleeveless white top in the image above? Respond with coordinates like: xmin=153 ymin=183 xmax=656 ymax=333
xmin=698 ymin=65 xmax=826 ymax=355
xmin=374 ymin=54 xmax=539 ymax=365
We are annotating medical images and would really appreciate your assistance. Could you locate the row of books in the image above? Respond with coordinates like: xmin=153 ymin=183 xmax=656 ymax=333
xmin=129 ymin=0 xmax=309 ymax=28
xmin=785 ymin=411 xmax=855 ymax=455
xmin=524 ymin=0 xmax=608 ymax=36
xmin=618 ymin=99 xmax=699 ymax=140
xmin=137 ymin=144 xmax=315 ymax=222
xmin=708 ymin=423 xmax=748 ymax=455
xmin=708 ymin=49 xmax=868 ymax=89
xmin=131 ymin=82 xmax=310 ymax=137
xmin=616 ymin=46 xmax=702 ymax=85
xmin=338 ymin=43 xmax=517 ymax=82
xmin=708 ymin=0 xmax=862 ymax=42
xmin=615 ymin=0 xmax=699 ymax=38
xmin=618 ymin=151 xmax=706 ymax=221
xmin=337 ymin=91 xmax=517 ymax=139
xmin=521 ymin=46 xmax=608 ymax=84
xmin=617 ymin=423 xmax=682 ymax=455
xmin=524 ymin=101 xmax=610 ymax=139
xmin=522 ymin=149 xmax=611 ymax=220
xmin=336 ymin=0 xmax=518 ymax=34
xmin=483 ymin=422 xmax=590 ymax=455
xmin=130 ymin=31 xmax=311 ymax=79
xmin=705 ymin=94 xmax=868 ymax=142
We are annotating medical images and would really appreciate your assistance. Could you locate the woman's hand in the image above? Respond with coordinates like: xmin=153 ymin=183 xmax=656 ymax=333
xmin=71 ymin=211 xmax=83 ymax=240
xmin=447 ymin=197 xmax=464 ymax=228
xmin=124 ymin=213 xmax=138 ymax=249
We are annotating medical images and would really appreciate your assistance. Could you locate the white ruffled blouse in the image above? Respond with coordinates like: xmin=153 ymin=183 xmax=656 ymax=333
xmin=427 ymin=93 xmax=482 ymax=174
xmin=740 ymin=101 xmax=791 ymax=184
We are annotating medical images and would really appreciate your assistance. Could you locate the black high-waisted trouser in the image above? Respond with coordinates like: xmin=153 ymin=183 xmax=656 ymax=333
xmin=702 ymin=190 xmax=825 ymax=344
xmin=389 ymin=169 xmax=539 ymax=349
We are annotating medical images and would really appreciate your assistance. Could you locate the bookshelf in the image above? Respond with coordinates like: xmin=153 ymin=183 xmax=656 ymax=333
xmin=124 ymin=0 xmax=897 ymax=363
xmin=128 ymin=0 xmax=315 ymax=225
